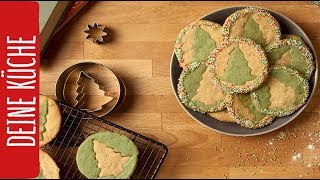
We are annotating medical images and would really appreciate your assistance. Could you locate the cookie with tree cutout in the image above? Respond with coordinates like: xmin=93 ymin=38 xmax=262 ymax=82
xmin=222 ymin=6 xmax=281 ymax=48
xmin=226 ymin=93 xmax=274 ymax=129
xmin=282 ymin=34 xmax=305 ymax=44
xmin=37 ymin=150 xmax=60 ymax=179
xmin=40 ymin=95 xmax=61 ymax=146
xmin=208 ymin=37 xmax=268 ymax=93
xmin=265 ymin=39 xmax=314 ymax=80
xmin=76 ymin=132 xmax=139 ymax=179
xmin=174 ymin=20 xmax=223 ymax=69
xmin=177 ymin=62 xmax=227 ymax=113
xmin=250 ymin=65 xmax=309 ymax=117
xmin=208 ymin=110 xmax=236 ymax=123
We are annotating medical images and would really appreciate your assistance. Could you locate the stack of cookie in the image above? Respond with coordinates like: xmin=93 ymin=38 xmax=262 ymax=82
xmin=38 ymin=95 xmax=62 ymax=179
xmin=175 ymin=6 xmax=314 ymax=129
xmin=38 ymin=95 xmax=139 ymax=179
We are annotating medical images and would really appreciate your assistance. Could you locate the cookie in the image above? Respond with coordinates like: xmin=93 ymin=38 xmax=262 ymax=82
xmin=208 ymin=110 xmax=236 ymax=123
xmin=222 ymin=6 xmax=281 ymax=47
xmin=37 ymin=150 xmax=60 ymax=179
xmin=208 ymin=37 xmax=268 ymax=93
xmin=226 ymin=93 xmax=274 ymax=129
xmin=251 ymin=66 xmax=309 ymax=117
xmin=174 ymin=20 xmax=223 ymax=68
xmin=177 ymin=62 xmax=227 ymax=113
xmin=40 ymin=95 xmax=61 ymax=146
xmin=282 ymin=34 xmax=305 ymax=44
xmin=76 ymin=132 xmax=139 ymax=179
xmin=265 ymin=39 xmax=314 ymax=80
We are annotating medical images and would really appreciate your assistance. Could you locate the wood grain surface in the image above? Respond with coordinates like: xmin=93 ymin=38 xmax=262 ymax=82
xmin=40 ymin=1 xmax=320 ymax=179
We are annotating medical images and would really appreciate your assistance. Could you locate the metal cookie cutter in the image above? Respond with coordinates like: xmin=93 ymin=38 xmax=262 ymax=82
xmin=56 ymin=62 xmax=126 ymax=117
xmin=74 ymin=71 xmax=114 ymax=113
xmin=84 ymin=23 xmax=108 ymax=44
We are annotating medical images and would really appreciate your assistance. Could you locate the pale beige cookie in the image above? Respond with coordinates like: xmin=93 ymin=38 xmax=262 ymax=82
xmin=226 ymin=93 xmax=274 ymax=129
xmin=37 ymin=150 xmax=60 ymax=179
xmin=250 ymin=66 xmax=309 ymax=117
xmin=40 ymin=95 xmax=61 ymax=146
xmin=265 ymin=39 xmax=314 ymax=80
xmin=222 ymin=6 xmax=281 ymax=47
xmin=208 ymin=110 xmax=236 ymax=123
xmin=282 ymin=34 xmax=304 ymax=44
xmin=174 ymin=20 xmax=223 ymax=69
xmin=177 ymin=62 xmax=227 ymax=113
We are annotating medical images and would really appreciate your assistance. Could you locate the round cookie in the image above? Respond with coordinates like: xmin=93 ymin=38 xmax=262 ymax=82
xmin=222 ymin=6 xmax=281 ymax=48
xmin=208 ymin=37 xmax=268 ymax=93
xmin=174 ymin=20 xmax=223 ymax=69
xmin=76 ymin=132 xmax=139 ymax=179
xmin=226 ymin=93 xmax=274 ymax=129
xmin=282 ymin=34 xmax=305 ymax=44
xmin=208 ymin=110 xmax=236 ymax=123
xmin=37 ymin=150 xmax=60 ymax=179
xmin=177 ymin=62 xmax=227 ymax=113
xmin=265 ymin=39 xmax=314 ymax=80
xmin=40 ymin=95 xmax=61 ymax=146
xmin=250 ymin=66 xmax=309 ymax=117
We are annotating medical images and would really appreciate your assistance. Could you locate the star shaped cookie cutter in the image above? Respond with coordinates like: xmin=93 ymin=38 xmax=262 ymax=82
xmin=84 ymin=23 xmax=108 ymax=44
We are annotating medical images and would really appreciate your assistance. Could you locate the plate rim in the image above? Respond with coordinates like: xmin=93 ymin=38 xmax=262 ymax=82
xmin=169 ymin=5 xmax=319 ymax=137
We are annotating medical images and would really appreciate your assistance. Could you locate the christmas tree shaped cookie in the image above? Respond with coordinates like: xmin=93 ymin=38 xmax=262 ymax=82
xmin=177 ymin=62 xmax=227 ymax=113
xmin=174 ymin=20 xmax=223 ymax=69
xmin=76 ymin=132 xmax=139 ymax=179
xmin=75 ymin=71 xmax=114 ymax=112
xmin=40 ymin=95 xmax=61 ymax=146
xmin=265 ymin=39 xmax=314 ymax=80
xmin=222 ymin=6 xmax=281 ymax=47
xmin=225 ymin=93 xmax=274 ymax=129
xmin=250 ymin=66 xmax=309 ymax=117
xmin=208 ymin=37 xmax=268 ymax=93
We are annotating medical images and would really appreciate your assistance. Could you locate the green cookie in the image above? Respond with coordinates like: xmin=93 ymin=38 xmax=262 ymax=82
xmin=265 ymin=39 xmax=314 ymax=80
xmin=250 ymin=66 xmax=309 ymax=117
xmin=174 ymin=20 xmax=223 ymax=69
xmin=76 ymin=132 xmax=139 ymax=179
xmin=208 ymin=37 xmax=268 ymax=93
xmin=222 ymin=6 xmax=281 ymax=48
xmin=177 ymin=62 xmax=227 ymax=113
xmin=226 ymin=93 xmax=274 ymax=129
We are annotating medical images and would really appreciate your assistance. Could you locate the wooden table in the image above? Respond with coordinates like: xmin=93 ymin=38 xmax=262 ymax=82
xmin=40 ymin=1 xmax=320 ymax=178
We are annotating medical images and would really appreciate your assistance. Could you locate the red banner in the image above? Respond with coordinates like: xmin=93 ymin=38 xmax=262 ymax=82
xmin=0 ymin=2 xmax=39 ymax=178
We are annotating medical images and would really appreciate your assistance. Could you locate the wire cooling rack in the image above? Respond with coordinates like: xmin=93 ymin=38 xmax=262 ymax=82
xmin=42 ymin=102 xmax=168 ymax=179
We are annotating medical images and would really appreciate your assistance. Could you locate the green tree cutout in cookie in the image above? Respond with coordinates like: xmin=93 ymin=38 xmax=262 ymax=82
xmin=220 ymin=45 xmax=256 ymax=85
xmin=36 ymin=168 xmax=46 ymax=179
xmin=242 ymin=15 xmax=266 ymax=47
xmin=239 ymin=93 xmax=265 ymax=121
xmin=40 ymin=100 xmax=48 ymax=141
xmin=193 ymin=27 xmax=216 ymax=62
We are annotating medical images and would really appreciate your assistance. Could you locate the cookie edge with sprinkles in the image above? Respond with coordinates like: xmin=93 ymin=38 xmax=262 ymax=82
xmin=174 ymin=20 xmax=222 ymax=69
xmin=225 ymin=94 xmax=274 ymax=129
xmin=265 ymin=39 xmax=315 ymax=80
xmin=177 ymin=61 xmax=226 ymax=113
xmin=250 ymin=65 xmax=310 ymax=117
xmin=221 ymin=6 xmax=281 ymax=44
xmin=208 ymin=37 xmax=269 ymax=93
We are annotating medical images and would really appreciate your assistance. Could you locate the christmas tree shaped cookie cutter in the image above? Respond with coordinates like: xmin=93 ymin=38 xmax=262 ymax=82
xmin=56 ymin=62 xmax=126 ymax=117
xmin=74 ymin=71 xmax=114 ymax=113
